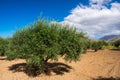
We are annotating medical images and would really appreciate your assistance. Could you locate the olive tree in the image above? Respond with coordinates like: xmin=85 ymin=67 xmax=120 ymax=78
xmin=7 ymin=19 xmax=88 ymax=75
xmin=113 ymin=40 xmax=120 ymax=48
xmin=90 ymin=40 xmax=108 ymax=52
xmin=0 ymin=38 xmax=9 ymax=56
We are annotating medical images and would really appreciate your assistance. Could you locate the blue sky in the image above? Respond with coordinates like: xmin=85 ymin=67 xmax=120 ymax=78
xmin=0 ymin=0 xmax=88 ymax=37
xmin=0 ymin=0 xmax=120 ymax=38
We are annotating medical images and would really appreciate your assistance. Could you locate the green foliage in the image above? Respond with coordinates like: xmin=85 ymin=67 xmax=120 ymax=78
xmin=0 ymin=38 xmax=9 ymax=56
xmin=7 ymin=18 xmax=88 ymax=75
xmin=113 ymin=40 xmax=120 ymax=48
xmin=91 ymin=41 xmax=100 ymax=52
xmin=90 ymin=40 xmax=108 ymax=52
xmin=101 ymin=41 xmax=115 ymax=49
xmin=102 ymin=45 xmax=116 ymax=49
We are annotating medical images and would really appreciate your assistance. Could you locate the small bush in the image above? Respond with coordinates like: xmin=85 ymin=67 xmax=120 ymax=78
xmin=102 ymin=45 xmax=116 ymax=49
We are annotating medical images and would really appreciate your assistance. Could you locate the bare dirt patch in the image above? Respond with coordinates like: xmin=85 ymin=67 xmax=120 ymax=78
xmin=0 ymin=49 xmax=120 ymax=80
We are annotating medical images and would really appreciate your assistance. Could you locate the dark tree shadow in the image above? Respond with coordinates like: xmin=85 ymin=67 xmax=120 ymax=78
xmin=44 ymin=62 xmax=72 ymax=75
xmin=9 ymin=63 xmax=26 ymax=72
xmin=9 ymin=62 xmax=72 ymax=77
xmin=93 ymin=77 xmax=120 ymax=80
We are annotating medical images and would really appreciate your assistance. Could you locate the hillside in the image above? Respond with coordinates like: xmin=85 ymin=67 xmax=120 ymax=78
xmin=100 ymin=35 xmax=120 ymax=41
xmin=108 ymin=36 xmax=120 ymax=41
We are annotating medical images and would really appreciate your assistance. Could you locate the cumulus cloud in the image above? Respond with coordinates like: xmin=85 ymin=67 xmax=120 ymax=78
xmin=63 ymin=0 xmax=120 ymax=38
xmin=90 ymin=0 xmax=112 ymax=9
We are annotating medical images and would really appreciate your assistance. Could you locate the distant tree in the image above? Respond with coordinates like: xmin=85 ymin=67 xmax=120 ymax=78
xmin=113 ymin=40 xmax=120 ymax=48
xmin=90 ymin=40 xmax=108 ymax=52
xmin=0 ymin=37 xmax=9 ymax=56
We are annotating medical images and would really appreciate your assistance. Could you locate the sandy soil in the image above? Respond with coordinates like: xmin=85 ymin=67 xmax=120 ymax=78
xmin=0 ymin=49 xmax=120 ymax=80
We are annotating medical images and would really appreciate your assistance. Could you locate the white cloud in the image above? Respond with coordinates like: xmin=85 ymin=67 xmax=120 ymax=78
xmin=63 ymin=0 xmax=120 ymax=38
xmin=90 ymin=0 xmax=112 ymax=9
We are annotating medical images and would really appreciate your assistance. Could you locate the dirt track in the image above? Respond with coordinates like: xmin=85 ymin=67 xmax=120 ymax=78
xmin=0 ymin=49 xmax=120 ymax=80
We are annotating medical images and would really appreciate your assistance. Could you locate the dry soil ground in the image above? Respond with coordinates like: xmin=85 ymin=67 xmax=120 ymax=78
xmin=0 ymin=49 xmax=120 ymax=80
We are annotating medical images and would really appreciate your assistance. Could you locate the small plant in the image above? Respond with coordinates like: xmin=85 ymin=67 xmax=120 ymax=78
xmin=102 ymin=45 xmax=116 ymax=49
xmin=101 ymin=41 xmax=115 ymax=49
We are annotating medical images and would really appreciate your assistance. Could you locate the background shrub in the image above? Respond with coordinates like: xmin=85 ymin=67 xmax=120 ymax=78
xmin=0 ymin=37 xmax=9 ymax=56
xmin=113 ymin=40 xmax=120 ymax=48
xmin=90 ymin=40 xmax=109 ymax=52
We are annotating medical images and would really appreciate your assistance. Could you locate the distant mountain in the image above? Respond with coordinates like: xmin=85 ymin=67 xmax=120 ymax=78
xmin=100 ymin=35 xmax=120 ymax=41
xmin=89 ymin=38 xmax=100 ymax=41
xmin=109 ymin=36 xmax=120 ymax=41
